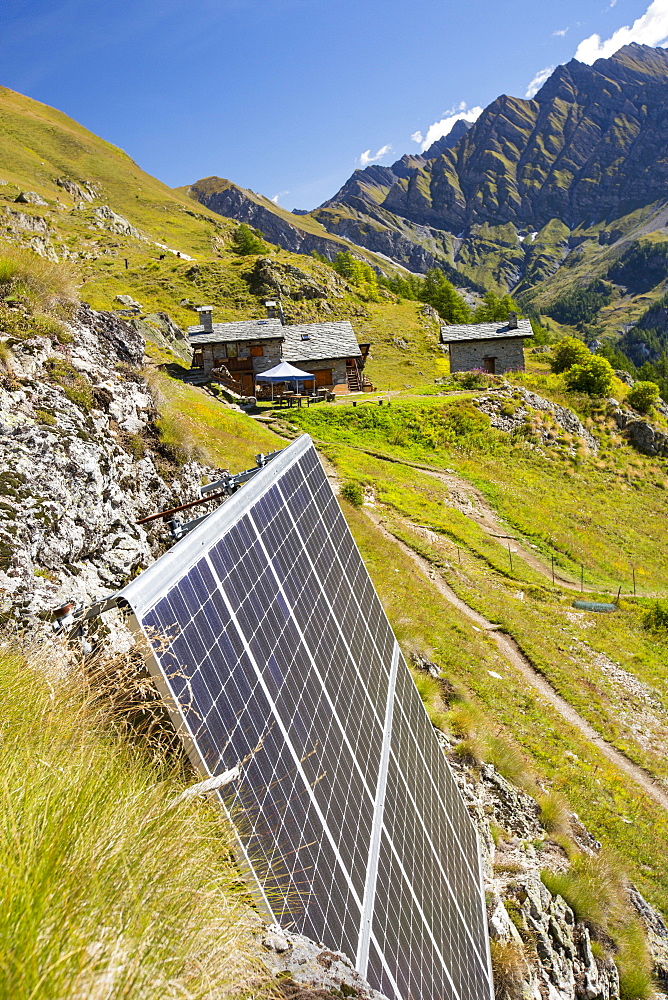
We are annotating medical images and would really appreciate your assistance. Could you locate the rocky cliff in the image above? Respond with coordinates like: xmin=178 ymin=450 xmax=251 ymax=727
xmin=0 ymin=304 xmax=217 ymax=620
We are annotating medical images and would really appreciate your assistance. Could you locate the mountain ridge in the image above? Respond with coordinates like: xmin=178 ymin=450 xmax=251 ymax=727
xmin=187 ymin=43 xmax=668 ymax=340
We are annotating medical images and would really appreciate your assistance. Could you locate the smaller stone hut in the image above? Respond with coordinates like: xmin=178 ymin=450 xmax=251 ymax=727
xmin=440 ymin=313 xmax=533 ymax=374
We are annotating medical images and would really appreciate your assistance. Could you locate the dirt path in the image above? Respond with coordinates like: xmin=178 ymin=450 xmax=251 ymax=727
xmin=366 ymin=509 xmax=668 ymax=813
xmin=352 ymin=445 xmax=594 ymax=591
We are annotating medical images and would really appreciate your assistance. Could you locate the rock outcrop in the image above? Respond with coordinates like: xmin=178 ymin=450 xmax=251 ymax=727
xmin=0 ymin=304 xmax=217 ymax=619
xmin=253 ymin=922 xmax=390 ymax=1000
xmin=610 ymin=405 xmax=668 ymax=457
xmin=439 ymin=730 xmax=667 ymax=997
xmin=472 ymin=385 xmax=599 ymax=452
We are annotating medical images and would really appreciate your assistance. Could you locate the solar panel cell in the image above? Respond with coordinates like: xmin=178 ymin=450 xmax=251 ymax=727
xmin=119 ymin=435 xmax=493 ymax=1000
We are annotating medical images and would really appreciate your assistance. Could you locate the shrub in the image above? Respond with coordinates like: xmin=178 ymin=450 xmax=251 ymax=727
xmin=643 ymin=599 xmax=668 ymax=632
xmin=563 ymin=355 xmax=615 ymax=397
xmin=231 ymin=223 xmax=267 ymax=256
xmin=455 ymin=369 xmax=496 ymax=390
xmin=550 ymin=337 xmax=592 ymax=374
xmin=340 ymin=480 xmax=364 ymax=506
xmin=626 ymin=380 xmax=660 ymax=414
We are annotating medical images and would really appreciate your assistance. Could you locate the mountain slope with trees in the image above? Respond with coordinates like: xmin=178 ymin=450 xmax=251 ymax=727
xmin=187 ymin=44 xmax=668 ymax=350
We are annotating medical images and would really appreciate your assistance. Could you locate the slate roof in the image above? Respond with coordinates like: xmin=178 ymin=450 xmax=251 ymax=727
xmin=188 ymin=317 xmax=362 ymax=361
xmin=188 ymin=318 xmax=284 ymax=345
xmin=440 ymin=318 xmax=534 ymax=343
xmin=282 ymin=322 xmax=361 ymax=362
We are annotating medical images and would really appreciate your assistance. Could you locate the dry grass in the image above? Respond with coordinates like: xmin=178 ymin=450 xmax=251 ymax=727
xmin=489 ymin=940 xmax=526 ymax=999
xmin=0 ymin=633 xmax=267 ymax=1000
xmin=537 ymin=791 xmax=571 ymax=836
xmin=0 ymin=242 xmax=79 ymax=314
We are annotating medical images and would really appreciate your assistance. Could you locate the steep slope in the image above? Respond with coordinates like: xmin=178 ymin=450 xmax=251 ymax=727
xmin=0 ymin=85 xmax=395 ymax=334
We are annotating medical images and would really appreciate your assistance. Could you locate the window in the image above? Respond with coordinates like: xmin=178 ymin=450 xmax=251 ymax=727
xmin=250 ymin=345 xmax=264 ymax=357
xmin=301 ymin=333 xmax=310 ymax=341
xmin=192 ymin=348 xmax=204 ymax=369
xmin=226 ymin=342 xmax=238 ymax=358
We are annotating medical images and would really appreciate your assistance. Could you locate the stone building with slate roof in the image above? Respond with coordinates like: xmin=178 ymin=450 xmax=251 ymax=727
xmin=440 ymin=313 xmax=533 ymax=374
xmin=188 ymin=306 xmax=371 ymax=394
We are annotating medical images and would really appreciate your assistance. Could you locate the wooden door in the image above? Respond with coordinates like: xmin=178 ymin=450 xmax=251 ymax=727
xmin=483 ymin=357 xmax=496 ymax=374
xmin=314 ymin=368 xmax=333 ymax=387
xmin=240 ymin=372 xmax=255 ymax=396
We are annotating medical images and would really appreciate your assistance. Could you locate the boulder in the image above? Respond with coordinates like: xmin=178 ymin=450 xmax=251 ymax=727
xmin=15 ymin=191 xmax=47 ymax=206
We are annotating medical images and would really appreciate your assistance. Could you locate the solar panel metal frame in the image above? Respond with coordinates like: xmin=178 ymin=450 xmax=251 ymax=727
xmin=117 ymin=434 xmax=493 ymax=1000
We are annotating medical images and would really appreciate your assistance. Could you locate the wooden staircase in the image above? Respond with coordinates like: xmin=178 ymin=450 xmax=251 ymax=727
xmin=346 ymin=365 xmax=374 ymax=392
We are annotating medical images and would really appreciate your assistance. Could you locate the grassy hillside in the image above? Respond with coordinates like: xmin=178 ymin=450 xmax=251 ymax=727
xmin=0 ymin=85 xmax=408 ymax=338
xmin=342 ymin=499 xmax=668 ymax=915
xmin=283 ymin=394 xmax=668 ymax=591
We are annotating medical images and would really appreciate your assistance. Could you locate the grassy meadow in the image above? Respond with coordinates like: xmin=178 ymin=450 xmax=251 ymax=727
xmin=283 ymin=396 xmax=668 ymax=593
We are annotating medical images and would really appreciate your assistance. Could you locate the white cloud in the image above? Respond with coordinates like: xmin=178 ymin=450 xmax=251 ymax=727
xmin=270 ymin=190 xmax=289 ymax=205
xmin=525 ymin=65 xmax=555 ymax=98
xmin=359 ymin=144 xmax=392 ymax=167
xmin=574 ymin=0 xmax=668 ymax=63
xmin=553 ymin=27 xmax=569 ymax=37
xmin=418 ymin=103 xmax=483 ymax=152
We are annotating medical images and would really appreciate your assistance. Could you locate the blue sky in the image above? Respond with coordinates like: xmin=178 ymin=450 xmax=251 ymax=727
xmin=3 ymin=0 xmax=667 ymax=210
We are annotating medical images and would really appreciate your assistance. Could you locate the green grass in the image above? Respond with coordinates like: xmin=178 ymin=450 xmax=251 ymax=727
xmin=323 ymin=443 xmax=547 ymax=584
xmin=284 ymin=397 xmax=668 ymax=592
xmin=0 ymin=638 xmax=262 ymax=1000
xmin=146 ymin=367 xmax=283 ymax=472
xmin=387 ymin=510 xmax=668 ymax=784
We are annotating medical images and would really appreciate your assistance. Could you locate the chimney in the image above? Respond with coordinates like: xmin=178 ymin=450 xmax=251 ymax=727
xmin=265 ymin=300 xmax=278 ymax=320
xmin=197 ymin=305 xmax=213 ymax=333
xmin=507 ymin=311 xmax=518 ymax=330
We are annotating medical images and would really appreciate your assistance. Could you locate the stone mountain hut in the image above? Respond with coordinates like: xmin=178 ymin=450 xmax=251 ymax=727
xmin=440 ymin=312 xmax=533 ymax=374
xmin=188 ymin=305 xmax=372 ymax=395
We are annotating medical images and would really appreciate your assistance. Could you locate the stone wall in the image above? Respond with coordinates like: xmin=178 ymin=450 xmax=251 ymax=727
xmin=449 ymin=336 xmax=526 ymax=374
xmin=195 ymin=338 xmax=283 ymax=377
xmin=282 ymin=357 xmax=349 ymax=388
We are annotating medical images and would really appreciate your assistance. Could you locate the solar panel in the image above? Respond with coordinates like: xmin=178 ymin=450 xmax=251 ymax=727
xmin=118 ymin=435 xmax=493 ymax=1000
